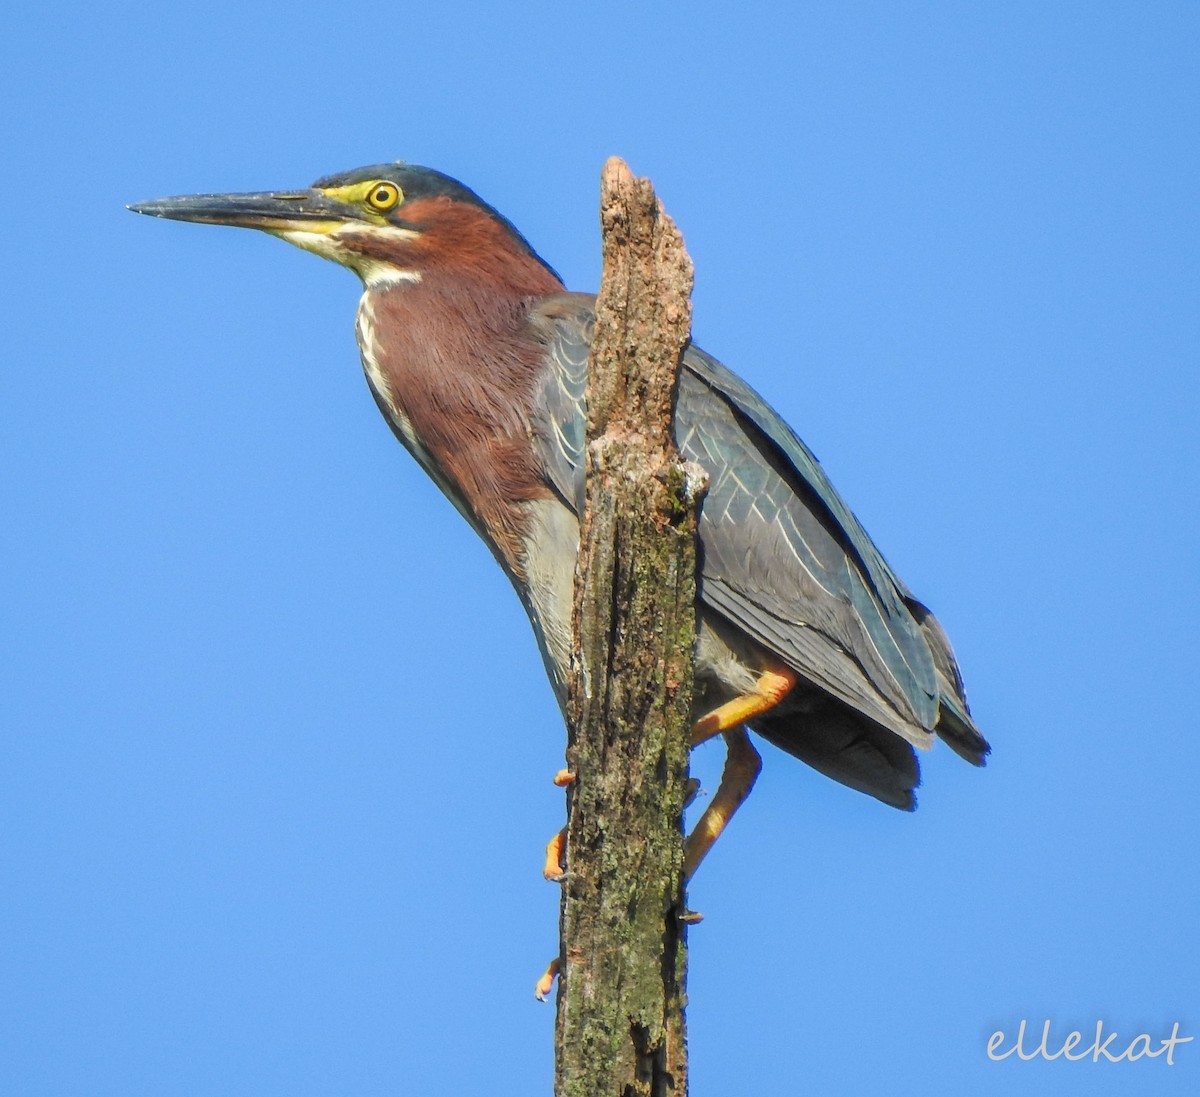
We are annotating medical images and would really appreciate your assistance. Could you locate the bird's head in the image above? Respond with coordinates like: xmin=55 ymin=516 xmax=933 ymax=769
xmin=129 ymin=163 xmax=561 ymax=292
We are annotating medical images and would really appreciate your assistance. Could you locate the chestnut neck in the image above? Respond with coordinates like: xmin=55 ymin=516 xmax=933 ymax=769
xmin=355 ymin=202 xmax=565 ymax=579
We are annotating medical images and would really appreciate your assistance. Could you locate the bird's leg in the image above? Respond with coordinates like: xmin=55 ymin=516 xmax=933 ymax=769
xmin=539 ymin=668 xmax=794 ymax=998
xmin=537 ymin=778 xmax=705 ymax=997
xmin=537 ymin=775 xmax=570 ymax=997
xmin=684 ymin=726 xmax=762 ymax=880
xmin=537 ymin=673 xmax=790 ymax=995
xmin=681 ymin=667 xmax=794 ymax=883
xmin=544 ymin=668 xmax=794 ymax=882
xmin=690 ymin=667 xmax=796 ymax=747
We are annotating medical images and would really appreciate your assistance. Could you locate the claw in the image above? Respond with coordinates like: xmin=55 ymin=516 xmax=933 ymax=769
xmin=552 ymin=769 xmax=576 ymax=787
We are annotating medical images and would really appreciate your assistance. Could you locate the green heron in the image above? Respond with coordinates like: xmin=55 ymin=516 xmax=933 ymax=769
xmin=129 ymin=163 xmax=989 ymax=885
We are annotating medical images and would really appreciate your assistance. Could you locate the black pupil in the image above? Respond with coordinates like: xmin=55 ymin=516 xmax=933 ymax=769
xmin=375 ymin=188 xmax=390 ymax=204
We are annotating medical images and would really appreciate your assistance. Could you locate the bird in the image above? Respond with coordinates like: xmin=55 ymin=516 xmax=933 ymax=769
xmin=129 ymin=162 xmax=989 ymax=883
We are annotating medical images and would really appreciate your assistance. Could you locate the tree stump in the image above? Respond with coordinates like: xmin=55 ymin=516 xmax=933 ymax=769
xmin=554 ymin=158 xmax=699 ymax=1097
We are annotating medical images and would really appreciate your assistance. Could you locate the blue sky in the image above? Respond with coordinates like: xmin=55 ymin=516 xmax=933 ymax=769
xmin=4 ymin=2 xmax=1197 ymax=1094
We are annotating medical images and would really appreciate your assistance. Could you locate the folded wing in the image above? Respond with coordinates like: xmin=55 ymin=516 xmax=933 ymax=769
xmin=528 ymin=293 xmax=988 ymax=778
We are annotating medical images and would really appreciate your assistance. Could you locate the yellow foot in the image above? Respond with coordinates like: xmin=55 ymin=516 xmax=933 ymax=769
xmin=543 ymin=827 xmax=566 ymax=880
xmin=552 ymin=769 xmax=576 ymax=787
xmin=535 ymin=957 xmax=560 ymax=1001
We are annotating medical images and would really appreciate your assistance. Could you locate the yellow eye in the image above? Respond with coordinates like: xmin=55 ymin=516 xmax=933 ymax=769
xmin=365 ymin=181 xmax=402 ymax=212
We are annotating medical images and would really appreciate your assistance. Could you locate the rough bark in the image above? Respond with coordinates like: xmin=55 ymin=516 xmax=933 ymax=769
xmin=553 ymin=158 xmax=698 ymax=1097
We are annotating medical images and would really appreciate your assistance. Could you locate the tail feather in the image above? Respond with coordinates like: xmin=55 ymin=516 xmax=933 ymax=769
xmin=754 ymin=702 xmax=920 ymax=811
xmin=905 ymin=597 xmax=991 ymax=766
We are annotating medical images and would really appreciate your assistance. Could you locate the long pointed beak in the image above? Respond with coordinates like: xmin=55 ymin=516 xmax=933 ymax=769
xmin=127 ymin=189 xmax=351 ymax=232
